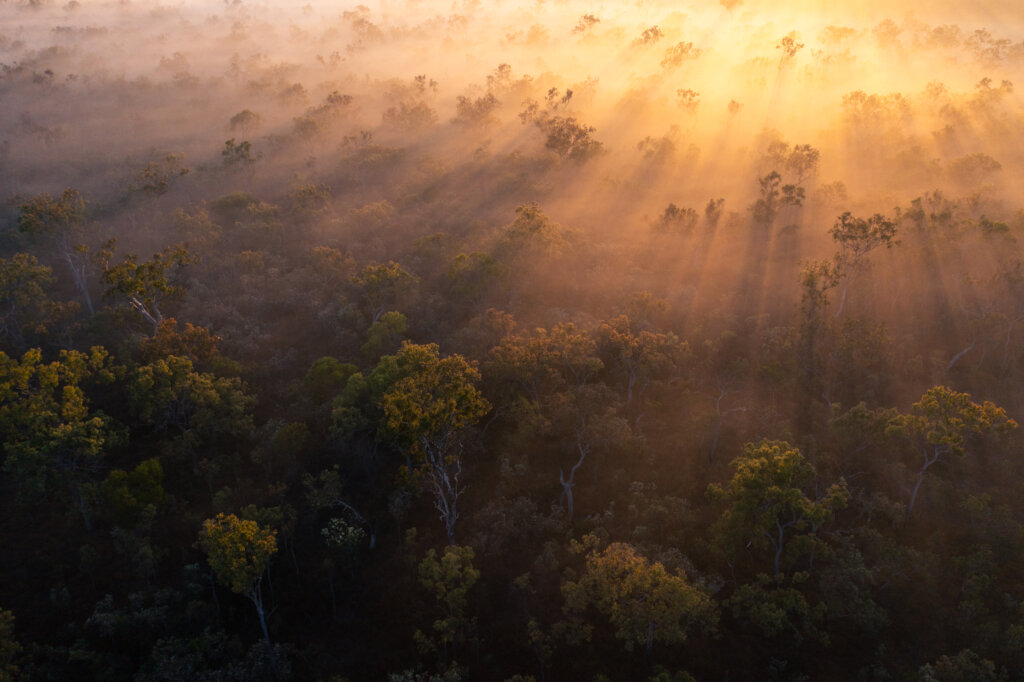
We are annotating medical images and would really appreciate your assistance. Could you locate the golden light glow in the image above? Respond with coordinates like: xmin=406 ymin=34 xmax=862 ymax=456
xmin=1 ymin=0 xmax=1021 ymax=332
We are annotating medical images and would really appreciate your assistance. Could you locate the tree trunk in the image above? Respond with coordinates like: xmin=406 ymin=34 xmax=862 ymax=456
xmin=773 ymin=522 xmax=785 ymax=577
xmin=63 ymin=247 xmax=94 ymax=316
xmin=425 ymin=439 xmax=462 ymax=545
xmin=646 ymin=618 xmax=654 ymax=660
xmin=947 ymin=338 xmax=976 ymax=371
xmin=708 ymin=415 xmax=724 ymax=464
xmin=906 ymin=447 xmax=940 ymax=523
xmin=560 ymin=441 xmax=588 ymax=521
xmin=834 ymin=278 xmax=851 ymax=318
xmin=74 ymin=483 xmax=93 ymax=533
xmin=250 ymin=582 xmax=271 ymax=643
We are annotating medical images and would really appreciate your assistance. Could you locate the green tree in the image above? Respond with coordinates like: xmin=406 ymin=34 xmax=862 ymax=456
xmin=198 ymin=513 xmax=278 ymax=643
xmin=352 ymin=261 xmax=419 ymax=323
xmin=709 ymin=440 xmax=848 ymax=577
xmin=131 ymin=355 xmax=255 ymax=473
xmin=446 ymin=252 xmax=508 ymax=307
xmin=100 ymin=457 xmax=165 ymax=528
xmin=486 ymin=323 xmax=610 ymax=520
xmin=16 ymin=188 xmax=97 ymax=315
xmin=797 ymin=258 xmax=840 ymax=404
xmin=918 ymin=649 xmax=1006 ymax=681
xmin=888 ymin=386 xmax=1016 ymax=522
xmin=493 ymin=205 xmax=572 ymax=276
xmin=285 ymin=181 xmax=332 ymax=227
xmin=0 ymin=253 xmax=73 ymax=352
xmin=595 ymin=314 xmax=685 ymax=414
xmin=829 ymin=211 xmax=898 ymax=317
xmin=486 ymin=322 xmax=602 ymax=413
xmin=380 ymin=343 xmax=490 ymax=544
xmin=138 ymin=318 xmax=222 ymax=369
xmin=726 ymin=572 xmax=828 ymax=647
xmin=0 ymin=609 xmax=20 ymax=682
xmin=551 ymin=383 xmax=631 ymax=521
xmin=562 ymin=540 xmax=716 ymax=658
xmin=305 ymin=466 xmax=377 ymax=549
xmin=0 ymin=347 xmax=124 ymax=531
xmin=221 ymin=138 xmax=259 ymax=169
xmin=415 ymin=545 xmax=480 ymax=667
xmin=362 ymin=311 xmax=408 ymax=359
xmin=303 ymin=356 xmax=358 ymax=405
xmin=99 ymin=244 xmax=196 ymax=334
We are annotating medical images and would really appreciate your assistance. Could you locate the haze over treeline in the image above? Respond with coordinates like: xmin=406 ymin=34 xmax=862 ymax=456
xmin=2 ymin=0 xmax=1024 ymax=680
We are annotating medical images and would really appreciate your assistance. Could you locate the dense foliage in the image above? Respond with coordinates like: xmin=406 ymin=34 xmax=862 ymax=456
xmin=2 ymin=1 xmax=1024 ymax=680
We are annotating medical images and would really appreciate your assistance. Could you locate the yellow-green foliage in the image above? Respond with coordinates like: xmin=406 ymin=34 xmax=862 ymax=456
xmin=562 ymin=541 xmax=716 ymax=653
xmin=380 ymin=342 xmax=490 ymax=459
xmin=198 ymin=513 xmax=278 ymax=596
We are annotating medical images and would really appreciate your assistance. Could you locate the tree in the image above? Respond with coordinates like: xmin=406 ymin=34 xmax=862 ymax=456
xmin=445 ymin=252 xmax=508 ymax=307
xmin=221 ymin=139 xmax=261 ymax=186
xmin=382 ymin=101 xmax=438 ymax=130
xmin=229 ymin=109 xmax=262 ymax=133
xmin=138 ymin=318 xmax=222 ymax=369
xmin=362 ymin=311 xmax=407 ymax=359
xmin=303 ymin=357 xmax=359 ymax=405
xmin=380 ymin=343 xmax=490 ymax=544
xmin=352 ymin=261 xmax=419 ymax=323
xmin=16 ymin=188 xmax=97 ymax=315
xmin=750 ymin=172 xmax=781 ymax=226
xmin=305 ymin=466 xmax=377 ymax=550
xmin=572 ymin=14 xmax=599 ymax=34
xmin=536 ymin=116 xmax=603 ymax=162
xmin=918 ymin=649 xmax=1007 ymax=681
xmin=0 ymin=253 xmax=73 ymax=352
xmin=785 ymin=144 xmax=820 ymax=184
xmin=485 ymin=323 xmax=610 ymax=520
xmin=415 ymin=545 xmax=480 ymax=666
xmin=221 ymin=138 xmax=258 ymax=168
xmin=595 ymin=315 xmax=685 ymax=416
xmin=633 ymin=26 xmax=664 ymax=46
xmin=562 ymin=540 xmax=716 ymax=658
xmin=128 ymin=152 xmax=190 ymax=199
xmin=0 ymin=609 xmax=21 ymax=681
xmin=100 ymin=457 xmax=165 ymax=529
xmin=725 ymin=572 xmax=828 ymax=647
xmin=709 ymin=440 xmax=848 ymax=577
xmin=551 ymin=383 xmax=631 ymax=521
xmin=829 ymin=212 xmax=898 ymax=317
xmin=286 ymin=181 xmax=332 ymax=228
xmin=661 ymin=42 xmax=702 ymax=69
xmin=130 ymin=355 xmax=255 ymax=473
xmin=777 ymin=32 xmax=805 ymax=61
xmin=888 ymin=386 xmax=1016 ymax=522
xmin=199 ymin=513 xmax=278 ymax=643
xmin=797 ymin=259 xmax=840 ymax=406
xmin=0 ymin=346 xmax=124 ymax=531
xmin=99 ymin=244 xmax=196 ymax=334
xmin=494 ymin=204 xmax=570 ymax=267
xmin=452 ymin=93 xmax=500 ymax=128
xmin=750 ymin=172 xmax=804 ymax=227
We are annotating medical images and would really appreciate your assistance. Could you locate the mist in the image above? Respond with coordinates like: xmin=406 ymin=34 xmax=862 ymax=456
xmin=2 ymin=0 xmax=1024 ymax=680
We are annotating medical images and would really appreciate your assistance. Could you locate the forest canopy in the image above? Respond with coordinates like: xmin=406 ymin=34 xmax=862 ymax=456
xmin=1 ymin=0 xmax=1024 ymax=680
